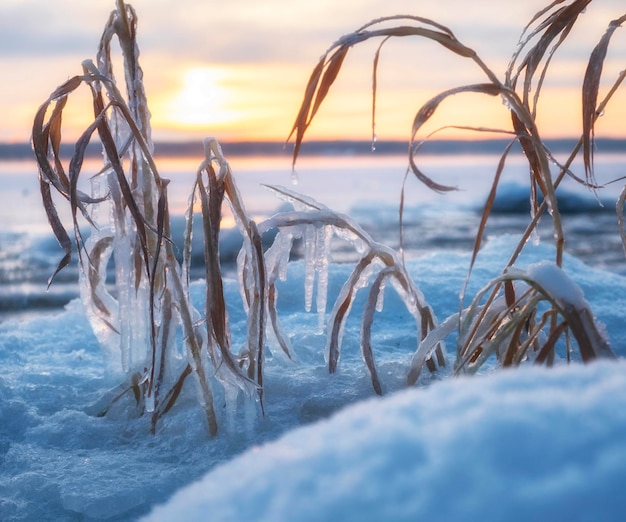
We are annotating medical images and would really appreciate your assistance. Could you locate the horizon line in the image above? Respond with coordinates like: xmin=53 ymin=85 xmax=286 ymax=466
xmin=1 ymin=137 xmax=625 ymax=160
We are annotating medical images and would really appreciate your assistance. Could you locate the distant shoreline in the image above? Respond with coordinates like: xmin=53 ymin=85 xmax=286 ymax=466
xmin=1 ymin=138 xmax=625 ymax=160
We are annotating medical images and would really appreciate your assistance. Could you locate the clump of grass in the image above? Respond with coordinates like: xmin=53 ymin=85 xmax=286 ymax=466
xmin=288 ymin=1 xmax=620 ymax=371
xmin=32 ymin=0 xmax=444 ymax=436
xmin=259 ymin=184 xmax=445 ymax=394
xmin=32 ymin=0 xmax=260 ymax=435
xmin=460 ymin=263 xmax=613 ymax=369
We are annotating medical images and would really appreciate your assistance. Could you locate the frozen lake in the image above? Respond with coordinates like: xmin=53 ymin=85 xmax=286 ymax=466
xmin=2 ymin=149 xmax=625 ymax=321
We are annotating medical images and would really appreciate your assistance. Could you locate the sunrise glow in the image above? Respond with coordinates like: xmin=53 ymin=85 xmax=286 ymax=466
xmin=162 ymin=67 xmax=241 ymax=128
xmin=149 ymin=63 xmax=317 ymax=141
xmin=1 ymin=0 xmax=625 ymax=143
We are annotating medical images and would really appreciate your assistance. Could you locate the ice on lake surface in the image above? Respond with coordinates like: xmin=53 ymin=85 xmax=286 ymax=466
xmin=1 ymin=151 xmax=625 ymax=320
xmin=1 ymin=151 xmax=626 ymax=520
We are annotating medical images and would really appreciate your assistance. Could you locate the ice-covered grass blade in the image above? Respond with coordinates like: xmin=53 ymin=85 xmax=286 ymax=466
xmin=261 ymin=185 xmax=445 ymax=394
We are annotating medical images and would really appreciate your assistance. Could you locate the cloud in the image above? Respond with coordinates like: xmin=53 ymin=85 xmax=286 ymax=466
xmin=0 ymin=3 xmax=110 ymax=57
xmin=1 ymin=0 xmax=625 ymax=142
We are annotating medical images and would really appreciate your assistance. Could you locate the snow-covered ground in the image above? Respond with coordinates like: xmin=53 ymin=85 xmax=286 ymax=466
xmin=1 ymin=233 xmax=626 ymax=521
xmin=145 ymin=360 xmax=626 ymax=522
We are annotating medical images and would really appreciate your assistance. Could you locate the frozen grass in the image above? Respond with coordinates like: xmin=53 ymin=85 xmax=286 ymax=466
xmin=32 ymin=0 xmax=622 ymax=436
xmin=31 ymin=0 xmax=444 ymax=435
xmin=32 ymin=1 xmax=258 ymax=435
xmin=259 ymin=184 xmax=445 ymax=393
xmin=288 ymin=0 xmax=621 ymax=373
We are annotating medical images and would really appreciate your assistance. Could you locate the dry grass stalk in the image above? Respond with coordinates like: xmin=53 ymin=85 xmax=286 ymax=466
xmin=189 ymin=139 xmax=265 ymax=405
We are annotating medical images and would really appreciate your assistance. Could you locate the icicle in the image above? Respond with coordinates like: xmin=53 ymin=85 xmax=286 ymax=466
xmin=277 ymin=231 xmax=294 ymax=282
xmin=303 ymin=224 xmax=316 ymax=312
xmin=89 ymin=175 xmax=102 ymax=229
xmin=315 ymin=225 xmax=332 ymax=332
xmin=114 ymin=232 xmax=133 ymax=372
xmin=144 ymin=391 xmax=155 ymax=413
xmin=262 ymin=233 xmax=280 ymax=276
xmin=242 ymin=393 xmax=258 ymax=435
xmin=223 ymin=386 xmax=239 ymax=435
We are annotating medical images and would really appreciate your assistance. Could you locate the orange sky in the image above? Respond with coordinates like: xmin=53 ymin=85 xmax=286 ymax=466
xmin=1 ymin=0 xmax=625 ymax=144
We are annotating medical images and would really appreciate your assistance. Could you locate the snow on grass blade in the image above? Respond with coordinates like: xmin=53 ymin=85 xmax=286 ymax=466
xmin=453 ymin=261 xmax=615 ymax=375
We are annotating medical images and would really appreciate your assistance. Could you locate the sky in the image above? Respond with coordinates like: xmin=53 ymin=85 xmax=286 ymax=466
xmin=0 ymin=0 xmax=625 ymax=143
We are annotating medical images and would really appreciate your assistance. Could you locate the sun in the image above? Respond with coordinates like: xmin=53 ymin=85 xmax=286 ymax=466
xmin=163 ymin=66 xmax=241 ymax=129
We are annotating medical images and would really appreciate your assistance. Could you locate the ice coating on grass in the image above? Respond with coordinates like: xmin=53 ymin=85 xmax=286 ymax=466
xmin=263 ymin=229 xmax=294 ymax=283
xmin=77 ymin=233 xmax=119 ymax=368
xmin=266 ymin=184 xmax=327 ymax=213
xmin=334 ymin=224 xmax=368 ymax=255
xmin=390 ymin=274 xmax=420 ymax=313
xmin=375 ymin=274 xmax=386 ymax=312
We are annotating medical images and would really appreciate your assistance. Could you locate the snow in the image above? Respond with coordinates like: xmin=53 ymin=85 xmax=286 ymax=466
xmin=144 ymin=360 xmax=626 ymax=522
xmin=524 ymin=261 xmax=587 ymax=308
xmin=2 ymin=233 xmax=626 ymax=521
